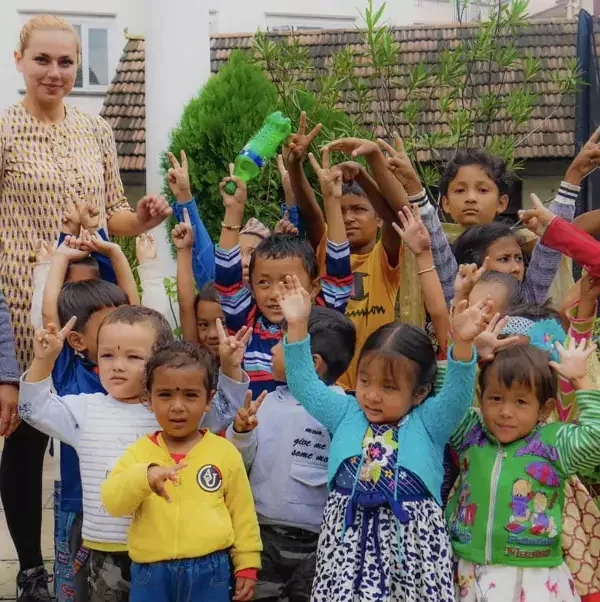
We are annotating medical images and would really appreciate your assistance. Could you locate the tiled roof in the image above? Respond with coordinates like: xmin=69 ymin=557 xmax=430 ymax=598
xmin=102 ymin=18 xmax=600 ymax=172
xmin=100 ymin=34 xmax=145 ymax=171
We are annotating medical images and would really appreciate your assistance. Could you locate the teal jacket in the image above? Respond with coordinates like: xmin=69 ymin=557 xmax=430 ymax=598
xmin=283 ymin=335 xmax=477 ymax=504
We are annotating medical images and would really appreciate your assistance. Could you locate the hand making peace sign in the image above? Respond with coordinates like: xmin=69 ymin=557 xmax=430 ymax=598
xmin=167 ymin=150 xmax=193 ymax=203
xmin=286 ymin=111 xmax=323 ymax=165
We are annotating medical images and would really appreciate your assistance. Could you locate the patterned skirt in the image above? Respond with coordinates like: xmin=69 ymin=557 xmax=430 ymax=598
xmin=456 ymin=559 xmax=579 ymax=602
xmin=311 ymin=490 xmax=455 ymax=602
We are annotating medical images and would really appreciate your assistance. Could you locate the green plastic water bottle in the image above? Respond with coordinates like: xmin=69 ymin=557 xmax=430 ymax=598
xmin=225 ymin=111 xmax=292 ymax=194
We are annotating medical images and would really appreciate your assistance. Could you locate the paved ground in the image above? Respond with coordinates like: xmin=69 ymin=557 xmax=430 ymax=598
xmin=0 ymin=439 xmax=56 ymax=600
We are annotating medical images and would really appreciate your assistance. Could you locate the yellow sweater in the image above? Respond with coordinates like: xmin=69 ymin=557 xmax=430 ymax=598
xmin=100 ymin=431 xmax=262 ymax=570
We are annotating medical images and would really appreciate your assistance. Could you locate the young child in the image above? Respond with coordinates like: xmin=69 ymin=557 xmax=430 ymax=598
xmin=101 ymin=341 xmax=262 ymax=602
xmin=171 ymin=210 xmax=224 ymax=353
xmin=382 ymin=137 xmax=597 ymax=307
xmin=227 ymin=306 xmax=356 ymax=600
xmin=32 ymin=224 xmax=138 ymax=602
xmin=215 ymin=155 xmax=352 ymax=396
xmin=277 ymin=274 xmax=490 ymax=601
xmin=448 ymin=341 xmax=600 ymax=602
xmin=289 ymin=126 xmax=408 ymax=388
xmin=18 ymin=305 xmax=251 ymax=601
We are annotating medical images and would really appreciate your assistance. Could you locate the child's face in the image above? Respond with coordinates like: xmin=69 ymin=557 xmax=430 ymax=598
xmin=442 ymin=165 xmax=508 ymax=226
xmin=340 ymin=194 xmax=380 ymax=252
xmin=251 ymin=255 xmax=317 ymax=324
xmin=196 ymin=300 xmax=224 ymax=356
xmin=150 ymin=365 xmax=212 ymax=443
xmin=469 ymin=281 xmax=511 ymax=315
xmin=480 ymin=369 xmax=551 ymax=444
xmin=97 ymin=322 xmax=158 ymax=401
xmin=67 ymin=306 xmax=119 ymax=363
xmin=355 ymin=355 xmax=427 ymax=424
xmin=485 ymin=236 xmax=525 ymax=281
xmin=239 ymin=233 xmax=263 ymax=283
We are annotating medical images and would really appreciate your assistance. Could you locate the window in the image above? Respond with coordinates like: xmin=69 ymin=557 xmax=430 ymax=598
xmin=19 ymin=12 xmax=116 ymax=92
xmin=71 ymin=18 xmax=115 ymax=90
xmin=265 ymin=13 xmax=356 ymax=32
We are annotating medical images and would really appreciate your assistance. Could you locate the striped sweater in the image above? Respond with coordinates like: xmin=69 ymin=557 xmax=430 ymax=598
xmin=18 ymin=371 xmax=249 ymax=549
xmin=215 ymin=240 xmax=352 ymax=396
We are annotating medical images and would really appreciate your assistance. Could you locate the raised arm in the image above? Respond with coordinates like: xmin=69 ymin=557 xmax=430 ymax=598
xmin=168 ymin=150 xmax=216 ymax=289
xmin=286 ymin=112 xmax=326 ymax=250
xmin=419 ymin=299 xmax=489 ymax=442
xmin=381 ymin=134 xmax=457 ymax=305
xmin=171 ymin=211 xmax=200 ymax=343
xmin=19 ymin=319 xmax=88 ymax=447
xmin=42 ymin=238 xmax=89 ymax=328
xmin=79 ymin=231 xmax=139 ymax=305
xmin=394 ymin=206 xmax=450 ymax=353
xmin=279 ymin=276 xmax=352 ymax=432
xmin=215 ymin=173 xmax=255 ymax=332
xmin=326 ymin=137 xmax=407 ymax=267
xmin=550 ymin=340 xmax=600 ymax=475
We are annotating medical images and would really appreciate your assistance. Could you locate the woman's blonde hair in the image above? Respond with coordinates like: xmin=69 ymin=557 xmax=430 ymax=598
xmin=19 ymin=14 xmax=80 ymax=57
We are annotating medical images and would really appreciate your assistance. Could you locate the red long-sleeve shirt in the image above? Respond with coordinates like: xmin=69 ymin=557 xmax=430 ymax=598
xmin=541 ymin=217 xmax=600 ymax=279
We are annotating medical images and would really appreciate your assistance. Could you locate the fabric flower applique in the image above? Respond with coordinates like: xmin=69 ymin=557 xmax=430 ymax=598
xmin=361 ymin=426 xmax=398 ymax=484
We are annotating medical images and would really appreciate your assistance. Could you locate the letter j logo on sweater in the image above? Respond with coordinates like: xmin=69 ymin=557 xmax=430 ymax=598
xmin=197 ymin=465 xmax=222 ymax=492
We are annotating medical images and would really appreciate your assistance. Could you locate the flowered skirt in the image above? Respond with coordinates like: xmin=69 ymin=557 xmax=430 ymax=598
xmin=311 ymin=490 xmax=455 ymax=602
xmin=456 ymin=559 xmax=580 ymax=602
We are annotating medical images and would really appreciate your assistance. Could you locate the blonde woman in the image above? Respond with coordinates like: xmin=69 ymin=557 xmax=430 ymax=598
xmin=0 ymin=15 xmax=170 ymax=601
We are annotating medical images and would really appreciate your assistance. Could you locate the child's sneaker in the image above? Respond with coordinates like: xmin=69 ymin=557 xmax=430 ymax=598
xmin=16 ymin=566 xmax=52 ymax=602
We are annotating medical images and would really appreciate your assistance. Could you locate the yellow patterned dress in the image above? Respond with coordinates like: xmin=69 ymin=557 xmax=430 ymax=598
xmin=0 ymin=102 xmax=132 ymax=371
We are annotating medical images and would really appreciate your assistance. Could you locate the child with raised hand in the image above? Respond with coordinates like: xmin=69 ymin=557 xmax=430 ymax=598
xmin=278 ymin=274 xmax=490 ymax=601
xmin=19 ymin=305 xmax=252 ymax=601
xmin=215 ymin=158 xmax=352 ymax=396
xmin=382 ymin=132 xmax=600 ymax=306
xmin=448 ymin=339 xmax=600 ymax=602
xmin=393 ymin=205 xmax=450 ymax=356
xmin=171 ymin=208 xmax=224 ymax=353
xmin=227 ymin=306 xmax=356 ymax=601
xmin=167 ymin=150 xmax=215 ymax=289
xmin=101 ymin=341 xmax=263 ymax=602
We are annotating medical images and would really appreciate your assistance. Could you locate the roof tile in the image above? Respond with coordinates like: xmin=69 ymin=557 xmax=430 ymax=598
xmin=101 ymin=18 xmax=600 ymax=173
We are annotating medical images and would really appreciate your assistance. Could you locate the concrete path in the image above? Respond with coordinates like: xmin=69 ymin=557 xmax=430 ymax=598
xmin=0 ymin=439 xmax=56 ymax=600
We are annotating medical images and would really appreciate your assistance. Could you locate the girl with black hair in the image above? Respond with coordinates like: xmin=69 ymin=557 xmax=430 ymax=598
xmin=278 ymin=274 xmax=490 ymax=602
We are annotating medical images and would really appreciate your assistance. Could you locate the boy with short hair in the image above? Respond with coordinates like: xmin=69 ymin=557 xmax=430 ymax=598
xmin=287 ymin=124 xmax=409 ymax=389
xmin=215 ymin=153 xmax=352 ymax=396
xmin=227 ymin=305 xmax=356 ymax=601
xmin=19 ymin=305 xmax=251 ymax=602
xmin=384 ymin=136 xmax=600 ymax=306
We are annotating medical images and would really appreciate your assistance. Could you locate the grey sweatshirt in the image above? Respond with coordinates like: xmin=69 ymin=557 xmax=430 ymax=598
xmin=0 ymin=289 xmax=19 ymax=384
xmin=227 ymin=384 xmax=341 ymax=533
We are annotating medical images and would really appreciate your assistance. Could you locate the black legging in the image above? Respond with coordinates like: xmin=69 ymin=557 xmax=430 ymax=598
xmin=0 ymin=421 xmax=48 ymax=571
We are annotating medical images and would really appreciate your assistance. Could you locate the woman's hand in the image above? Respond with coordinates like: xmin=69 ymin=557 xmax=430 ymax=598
xmin=135 ymin=195 xmax=173 ymax=233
